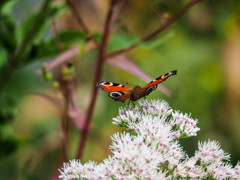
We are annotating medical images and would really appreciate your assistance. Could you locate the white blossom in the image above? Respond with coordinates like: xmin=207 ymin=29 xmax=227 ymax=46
xmin=233 ymin=162 xmax=240 ymax=179
xmin=112 ymin=107 xmax=141 ymax=126
xmin=59 ymin=99 xmax=239 ymax=180
xmin=207 ymin=160 xmax=235 ymax=179
xmin=108 ymin=133 xmax=166 ymax=179
xmin=195 ymin=140 xmax=230 ymax=165
xmin=172 ymin=111 xmax=200 ymax=137
xmin=59 ymin=160 xmax=99 ymax=180
xmin=173 ymin=158 xmax=206 ymax=178
xmin=138 ymin=99 xmax=172 ymax=117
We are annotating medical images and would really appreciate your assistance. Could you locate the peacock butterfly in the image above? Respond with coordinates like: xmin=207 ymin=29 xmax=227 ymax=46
xmin=97 ymin=70 xmax=177 ymax=103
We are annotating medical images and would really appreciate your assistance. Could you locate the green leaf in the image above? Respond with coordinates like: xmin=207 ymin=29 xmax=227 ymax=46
xmin=1 ymin=0 xmax=16 ymax=17
xmin=0 ymin=49 xmax=7 ymax=69
xmin=0 ymin=0 xmax=12 ymax=10
xmin=49 ymin=0 xmax=67 ymax=19
xmin=0 ymin=14 xmax=16 ymax=53
xmin=32 ymin=30 xmax=86 ymax=60
xmin=15 ymin=0 xmax=68 ymax=63
xmin=57 ymin=30 xmax=86 ymax=45
xmin=92 ymin=33 xmax=102 ymax=43
xmin=138 ymin=31 xmax=175 ymax=49
xmin=0 ymin=0 xmax=17 ymax=53
xmin=0 ymin=94 xmax=16 ymax=125
xmin=28 ymin=1 xmax=67 ymax=45
xmin=107 ymin=32 xmax=140 ymax=52
xmin=0 ymin=136 xmax=18 ymax=158
xmin=15 ymin=10 xmax=46 ymax=47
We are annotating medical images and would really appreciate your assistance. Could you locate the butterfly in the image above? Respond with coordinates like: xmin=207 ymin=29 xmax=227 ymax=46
xmin=97 ymin=70 xmax=177 ymax=103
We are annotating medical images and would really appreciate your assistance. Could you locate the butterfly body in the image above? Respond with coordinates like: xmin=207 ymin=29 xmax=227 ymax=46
xmin=97 ymin=70 xmax=177 ymax=103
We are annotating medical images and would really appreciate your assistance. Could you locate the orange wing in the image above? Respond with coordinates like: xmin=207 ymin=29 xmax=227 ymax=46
xmin=144 ymin=70 xmax=177 ymax=88
xmin=97 ymin=82 xmax=132 ymax=102
xmin=97 ymin=82 xmax=131 ymax=92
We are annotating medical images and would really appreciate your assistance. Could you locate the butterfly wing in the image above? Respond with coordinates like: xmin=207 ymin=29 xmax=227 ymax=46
xmin=97 ymin=70 xmax=177 ymax=102
xmin=143 ymin=70 xmax=177 ymax=95
xmin=97 ymin=82 xmax=132 ymax=102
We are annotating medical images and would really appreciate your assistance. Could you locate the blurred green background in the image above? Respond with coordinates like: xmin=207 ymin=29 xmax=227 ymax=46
xmin=0 ymin=0 xmax=240 ymax=179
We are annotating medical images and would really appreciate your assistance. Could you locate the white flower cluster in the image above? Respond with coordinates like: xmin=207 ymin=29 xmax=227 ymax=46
xmin=59 ymin=99 xmax=240 ymax=180
xmin=171 ymin=111 xmax=200 ymax=138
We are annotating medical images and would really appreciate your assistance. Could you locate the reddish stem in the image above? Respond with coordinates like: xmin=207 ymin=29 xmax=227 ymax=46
xmin=151 ymin=6 xmax=167 ymax=24
xmin=66 ymin=0 xmax=90 ymax=34
xmin=75 ymin=0 xmax=123 ymax=160
xmin=51 ymin=18 xmax=64 ymax=52
xmin=66 ymin=0 xmax=99 ymax=47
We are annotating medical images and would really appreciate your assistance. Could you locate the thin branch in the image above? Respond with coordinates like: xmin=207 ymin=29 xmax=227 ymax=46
xmin=152 ymin=6 xmax=167 ymax=24
xmin=67 ymin=82 xmax=85 ymax=130
xmin=51 ymin=18 xmax=64 ymax=52
xmin=75 ymin=0 xmax=125 ymax=160
xmin=111 ymin=0 xmax=125 ymax=29
xmin=51 ymin=19 xmax=85 ymax=131
xmin=58 ymin=78 xmax=77 ymax=162
xmin=106 ymin=0 xmax=205 ymax=59
xmin=66 ymin=0 xmax=90 ymax=34
xmin=42 ymin=46 xmax=79 ymax=72
xmin=60 ymin=115 xmax=69 ymax=162
xmin=50 ymin=14 xmax=81 ymax=162
xmin=66 ymin=0 xmax=99 ymax=47
xmin=52 ymin=20 xmax=71 ymax=163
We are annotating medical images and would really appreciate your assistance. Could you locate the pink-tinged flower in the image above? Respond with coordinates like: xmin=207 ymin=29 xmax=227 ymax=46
xmin=207 ymin=160 xmax=235 ymax=179
xmin=172 ymin=111 xmax=200 ymax=137
xmin=59 ymin=99 xmax=239 ymax=180
xmin=59 ymin=160 xmax=99 ymax=180
xmin=173 ymin=158 xmax=206 ymax=178
xmin=233 ymin=162 xmax=240 ymax=179
xmin=138 ymin=99 xmax=172 ymax=117
xmin=107 ymin=133 xmax=168 ymax=179
xmin=165 ymin=142 xmax=186 ymax=169
xmin=113 ymin=106 xmax=141 ymax=127
xmin=195 ymin=140 xmax=230 ymax=165
xmin=192 ymin=140 xmax=239 ymax=179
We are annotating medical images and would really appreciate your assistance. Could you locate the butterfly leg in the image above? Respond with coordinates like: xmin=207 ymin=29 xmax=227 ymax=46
xmin=127 ymin=100 xmax=135 ymax=109
xmin=131 ymin=100 xmax=135 ymax=107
